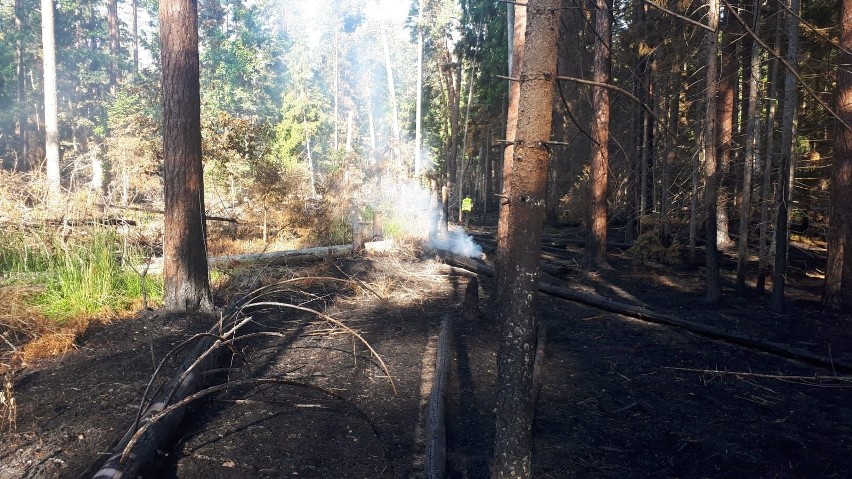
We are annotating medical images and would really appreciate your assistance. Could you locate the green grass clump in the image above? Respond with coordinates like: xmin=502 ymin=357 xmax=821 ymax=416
xmin=0 ymin=231 xmax=52 ymax=278
xmin=0 ymin=229 xmax=162 ymax=323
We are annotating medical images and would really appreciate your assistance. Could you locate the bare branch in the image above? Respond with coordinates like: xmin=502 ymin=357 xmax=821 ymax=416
xmin=773 ymin=0 xmax=852 ymax=57
xmin=641 ymin=0 xmax=714 ymax=33
xmin=720 ymin=0 xmax=852 ymax=133
xmin=556 ymin=75 xmax=678 ymax=140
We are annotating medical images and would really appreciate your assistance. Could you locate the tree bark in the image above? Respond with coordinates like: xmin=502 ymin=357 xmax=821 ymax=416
xmin=160 ymin=0 xmax=213 ymax=313
xmin=496 ymin=3 xmax=527 ymax=280
xmin=757 ymin=16 xmax=782 ymax=294
xmin=735 ymin=2 xmax=762 ymax=295
xmin=133 ymin=0 xmax=139 ymax=73
xmin=493 ymin=2 xmax=560 ymax=477
xmin=588 ymin=0 xmax=611 ymax=266
xmin=379 ymin=23 xmax=401 ymax=145
xmin=42 ymin=0 xmax=60 ymax=193
xmin=770 ymin=0 xmax=800 ymax=312
xmin=715 ymin=4 xmax=738 ymax=249
xmin=15 ymin=0 xmax=28 ymax=172
xmin=415 ymin=0 xmax=424 ymax=175
xmin=703 ymin=0 xmax=722 ymax=305
xmin=823 ymin=0 xmax=852 ymax=312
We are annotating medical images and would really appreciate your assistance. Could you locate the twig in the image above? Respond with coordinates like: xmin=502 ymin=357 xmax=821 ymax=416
xmin=641 ymin=0 xmax=714 ymax=33
xmin=607 ymin=401 xmax=648 ymax=415
xmin=330 ymin=262 xmax=389 ymax=303
xmin=664 ymin=366 xmax=852 ymax=385
xmin=242 ymin=301 xmax=397 ymax=394
xmin=120 ymin=377 xmax=368 ymax=463
xmin=719 ymin=0 xmax=852 ymax=133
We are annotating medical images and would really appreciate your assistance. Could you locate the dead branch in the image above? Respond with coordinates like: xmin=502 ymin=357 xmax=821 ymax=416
xmin=243 ymin=301 xmax=396 ymax=394
xmin=663 ymin=366 xmax=852 ymax=385
xmin=118 ymin=377 xmax=376 ymax=464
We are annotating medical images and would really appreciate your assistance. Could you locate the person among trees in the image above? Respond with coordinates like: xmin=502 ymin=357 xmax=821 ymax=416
xmin=461 ymin=195 xmax=473 ymax=227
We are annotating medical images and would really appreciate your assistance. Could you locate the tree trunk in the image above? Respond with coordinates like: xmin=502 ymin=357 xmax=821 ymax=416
xmin=703 ymin=0 xmax=722 ymax=305
xmin=42 ymin=0 xmax=60 ymax=193
xmin=379 ymin=23 xmax=401 ymax=145
xmin=15 ymin=0 xmax=28 ymax=172
xmin=108 ymin=0 xmax=120 ymax=92
xmin=822 ymin=0 xmax=852 ymax=312
xmin=333 ymin=31 xmax=339 ymax=151
xmin=414 ymin=0 xmax=424 ymax=175
xmin=735 ymin=2 xmax=762 ymax=295
xmin=160 ymin=0 xmax=213 ymax=313
xmin=715 ymin=4 xmax=738 ymax=249
xmin=757 ymin=17 xmax=782 ymax=294
xmin=496 ymin=4 xmax=526 ymax=278
xmin=639 ymin=55 xmax=653 ymax=234
xmin=133 ymin=0 xmax=139 ymax=73
xmin=588 ymin=0 xmax=611 ymax=266
xmin=770 ymin=0 xmax=800 ymax=312
xmin=493 ymin=1 xmax=560 ymax=477
xmin=445 ymin=63 xmax=462 ymax=230
xmin=458 ymin=62 xmax=477 ymax=222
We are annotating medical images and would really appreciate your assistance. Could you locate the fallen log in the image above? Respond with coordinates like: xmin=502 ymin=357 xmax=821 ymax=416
xmin=437 ymin=251 xmax=852 ymax=374
xmin=141 ymin=244 xmax=353 ymax=275
xmin=425 ymin=316 xmax=453 ymax=479
xmin=92 ymin=313 xmax=235 ymax=479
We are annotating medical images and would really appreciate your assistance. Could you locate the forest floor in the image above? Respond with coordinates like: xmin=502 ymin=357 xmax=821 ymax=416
xmin=2 ymin=223 xmax=851 ymax=479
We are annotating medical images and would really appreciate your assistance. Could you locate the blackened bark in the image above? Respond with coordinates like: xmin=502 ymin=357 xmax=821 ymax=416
xmin=493 ymin=1 xmax=560 ymax=477
xmin=588 ymin=0 xmax=611 ymax=266
xmin=823 ymin=0 xmax=852 ymax=312
xmin=160 ymin=0 xmax=212 ymax=312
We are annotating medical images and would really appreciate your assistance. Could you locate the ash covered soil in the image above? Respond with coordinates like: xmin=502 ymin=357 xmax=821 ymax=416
xmin=2 ymin=238 xmax=852 ymax=479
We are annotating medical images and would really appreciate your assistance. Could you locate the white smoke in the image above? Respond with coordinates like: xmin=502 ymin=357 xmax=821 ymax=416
xmin=430 ymin=226 xmax=483 ymax=258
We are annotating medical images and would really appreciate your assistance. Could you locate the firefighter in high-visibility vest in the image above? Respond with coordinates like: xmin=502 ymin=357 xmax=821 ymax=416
xmin=461 ymin=196 xmax=473 ymax=228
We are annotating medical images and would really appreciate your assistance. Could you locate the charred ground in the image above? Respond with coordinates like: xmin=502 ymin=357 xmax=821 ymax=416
xmin=1 ymin=225 xmax=851 ymax=479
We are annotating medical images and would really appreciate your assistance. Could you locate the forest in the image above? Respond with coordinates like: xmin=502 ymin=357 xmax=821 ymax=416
xmin=0 ymin=0 xmax=851 ymax=477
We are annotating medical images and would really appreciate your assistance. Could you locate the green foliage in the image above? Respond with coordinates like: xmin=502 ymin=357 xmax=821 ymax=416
xmin=36 ymin=230 xmax=163 ymax=322
xmin=0 ymin=229 xmax=161 ymax=323
xmin=0 ymin=231 xmax=52 ymax=278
